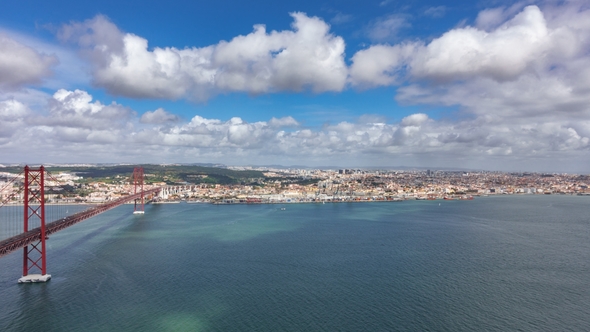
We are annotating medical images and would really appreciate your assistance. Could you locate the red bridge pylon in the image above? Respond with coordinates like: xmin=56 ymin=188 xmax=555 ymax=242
xmin=12 ymin=165 xmax=151 ymax=283
xmin=19 ymin=165 xmax=51 ymax=283
xmin=133 ymin=167 xmax=145 ymax=214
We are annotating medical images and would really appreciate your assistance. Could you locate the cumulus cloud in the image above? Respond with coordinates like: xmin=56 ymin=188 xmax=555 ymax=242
xmin=347 ymin=2 xmax=590 ymax=170
xmin=140 ymin=108 xmax=180 ymax=124
xmin=133 ymin=110 xmax=590 ymax=170
xmin=0 ymin=99 xmax=29 ymax=119
xmin=350 ymin=3 xmax=590 ymax=120
xmin=475 ymin=3 xmax=527 ymax=31
xmin=2 ymin=88 xmax=589 ymax=171
xmin=59 ymin=13 xmax=347 ymax=101
xmin=400 ymin=113 xmax=429 ymax=127
xmin=413 ymin=6 xmax=551 ymax=82
xmin=349 ymin=43 xmax=417 ymax=87
xmin=3 ymin=3 xmax=590 ymax=171
xmin=268 ymin=116 xmax=299 ymax=128
xmin=0 ymin=34 xmax=58 ymax=90
xmin=0 ymin=99 xmax=29 ymax=140
xmin=41 ymin=89 xmax=134 ymax=130
xmin=351 ymin=5 xmax=564 ymax=85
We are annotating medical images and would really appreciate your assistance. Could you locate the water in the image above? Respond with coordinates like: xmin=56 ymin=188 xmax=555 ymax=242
xmin=1 ymin=196 xmax=589 ymax=331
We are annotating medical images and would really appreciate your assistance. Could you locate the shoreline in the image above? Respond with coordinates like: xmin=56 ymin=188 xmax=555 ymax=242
xmin=2 ymin=192 xmax=586 ymax=207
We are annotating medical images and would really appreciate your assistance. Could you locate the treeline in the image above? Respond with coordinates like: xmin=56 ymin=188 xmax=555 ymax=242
xmin=4 ymin=165 xmax=266 ymax=185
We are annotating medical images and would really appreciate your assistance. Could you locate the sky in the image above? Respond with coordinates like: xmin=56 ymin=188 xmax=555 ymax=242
xmin=1 ymin=0 xmax=590 ymax=172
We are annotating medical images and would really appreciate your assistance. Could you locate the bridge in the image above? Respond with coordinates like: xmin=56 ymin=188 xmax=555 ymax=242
xmin=0 ymin=166 xmax=161 ymax=283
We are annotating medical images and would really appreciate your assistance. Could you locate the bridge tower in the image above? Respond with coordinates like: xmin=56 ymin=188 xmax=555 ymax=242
xmin=18 ymin=166 xmax=51 ymax=283
xmin=133 ymin=167 xmax=145 ymax=214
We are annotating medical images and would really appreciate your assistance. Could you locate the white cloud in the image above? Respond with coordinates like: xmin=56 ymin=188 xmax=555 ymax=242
xmin=352 ymin=6 xmax=560 ymax=85
xmin=0 ymin=99 xmax=29 ymax=140
xmin=0 ymin=28 xmax=90 ymax=91
xmin=268 ymin=116 xmax=299 ymax=128
xmin=349 ymin=2 xmax=590 ymax=170
xmin=475 ymin=3 xmax=527 ymax=31
xmin=59 ymin=13 xmax=347 ymax=101
xmin=0 ymin=33 xmax=58 ymax=91
xmin=412 ymin=6 xmax=550 ymax=82
xmin=0 ymin=99 xmax=28 ymax=119
xmin=3 ymin=3 xmax=590 ymax=171
xmin=400 ymin=113 xmax=429 ymax=127
xmin=2 ymin=88 xmax=589 ymax=171
xmin=41 ymin=89 xmax=134 ymax=130
xmin=349 ymin=43 xmax=418 ymax=88
xmin=0 ymin=87 xmax=53 ymax=112
xmin=351 ymin=3 xmax=590 ymax=119
xmin=140 ymin=108 xmax=180 ymax=124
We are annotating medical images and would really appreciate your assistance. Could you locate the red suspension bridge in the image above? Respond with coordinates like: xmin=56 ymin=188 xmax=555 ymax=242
xmin=0 ymin=166 xmax=161 ymax=283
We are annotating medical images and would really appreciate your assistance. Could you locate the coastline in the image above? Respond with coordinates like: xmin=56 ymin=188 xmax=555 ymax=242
xmin=2 ymin=192 xmax=585 ymax=207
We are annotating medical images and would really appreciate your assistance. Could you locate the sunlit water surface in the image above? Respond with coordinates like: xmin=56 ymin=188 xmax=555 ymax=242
xmin=1 ymin=195 xmax=589 ymax=331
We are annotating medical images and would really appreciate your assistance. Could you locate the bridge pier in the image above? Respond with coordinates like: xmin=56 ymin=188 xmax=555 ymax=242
xmin=18 ymin=274 xmax=51 ymax=283
xmin=0 ymin=165 xmax=162 ymax=283
xmin=20 ymin=166 xmax=51 ymax=283
xmin=133 ymin=167 xmax=145 ymax=214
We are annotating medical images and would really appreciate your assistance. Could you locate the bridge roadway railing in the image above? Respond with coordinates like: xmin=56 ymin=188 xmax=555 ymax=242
xmin=0 ymin=188 xmax=161 ymax=258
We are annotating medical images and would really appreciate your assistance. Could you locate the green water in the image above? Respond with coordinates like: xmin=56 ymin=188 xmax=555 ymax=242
xmin=1 ymin=196 xmax=589 ymax=331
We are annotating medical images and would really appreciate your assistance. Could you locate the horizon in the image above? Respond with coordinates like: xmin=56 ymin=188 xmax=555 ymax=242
xmin=0 ymin=161 xmax=586 ymax=175
xmin=1 ymin=1 xmax=590 ymax=173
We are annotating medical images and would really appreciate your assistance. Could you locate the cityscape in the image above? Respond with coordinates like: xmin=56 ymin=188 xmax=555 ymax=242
xmin=2 ymin=165 xmax=590 ymax=205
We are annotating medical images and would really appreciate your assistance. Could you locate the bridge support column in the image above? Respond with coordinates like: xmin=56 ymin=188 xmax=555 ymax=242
xmin=133 ymin=167 xmax=145 ymax=214
xmin=19 ymin=165 xmax=51 ymax=283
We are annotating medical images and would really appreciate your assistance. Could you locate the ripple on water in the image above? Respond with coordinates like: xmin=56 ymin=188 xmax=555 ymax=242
xmin=0 ymin=196 xmax=589 ymax=331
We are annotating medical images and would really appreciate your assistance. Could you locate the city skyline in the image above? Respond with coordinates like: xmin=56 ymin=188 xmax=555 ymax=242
xmin=1 ymin=0 xmax=590 ymax=172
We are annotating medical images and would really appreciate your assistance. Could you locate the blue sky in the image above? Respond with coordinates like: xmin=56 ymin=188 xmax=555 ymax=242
xmin=1 ymin=0 xmax=590 ymax=172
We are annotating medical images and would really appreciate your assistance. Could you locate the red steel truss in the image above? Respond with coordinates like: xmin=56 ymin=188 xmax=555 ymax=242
xmin=133 ymin=167 xmax=144 ymax=213
xmin=0 ymin=165 xmax=161 ymax=259
xmin=0 ymin=187 xmax=161 ymax=258
xmin=22 ymin=166 xmax=47 ymax=276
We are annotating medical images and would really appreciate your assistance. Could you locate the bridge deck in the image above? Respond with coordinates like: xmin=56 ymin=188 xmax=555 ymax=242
xmin=0 ymin=188 xmax=161 ymax=258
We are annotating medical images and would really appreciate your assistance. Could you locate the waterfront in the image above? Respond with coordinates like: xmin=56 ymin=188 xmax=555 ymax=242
xmin=3 ymin=167 xmax=590 ymax=206
xmin=0 ymin=195 xmax=589 ymax=331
